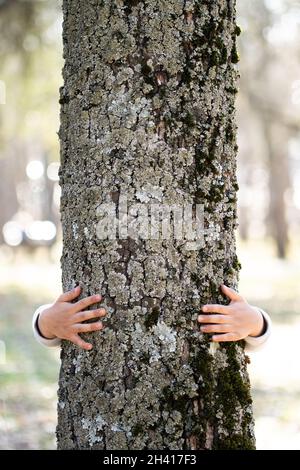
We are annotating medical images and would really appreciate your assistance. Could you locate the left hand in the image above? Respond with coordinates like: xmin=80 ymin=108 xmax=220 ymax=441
xmin=197 ymin=284 xmax=265 ymax=343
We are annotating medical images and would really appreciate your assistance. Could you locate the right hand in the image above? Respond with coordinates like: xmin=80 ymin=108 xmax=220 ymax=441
xmin=38 ymin=286 xmax=106 ymax=351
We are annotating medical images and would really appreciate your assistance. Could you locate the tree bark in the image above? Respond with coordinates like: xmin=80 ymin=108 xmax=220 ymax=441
xmin=57 ymin=0 xmax=255 ymax=450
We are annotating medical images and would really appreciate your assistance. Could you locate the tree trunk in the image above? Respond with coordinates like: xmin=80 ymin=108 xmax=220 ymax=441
xmin=264 ymin=120 xmax=289 ymax=259
xmin=57 ymin=0 xmax=255 ymax=450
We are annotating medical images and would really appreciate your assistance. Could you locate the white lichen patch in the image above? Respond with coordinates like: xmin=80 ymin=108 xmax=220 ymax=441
xmin=72 ymin=352 xmax=83 ymax=373
xmin=111 ymin=422 xmax=132 ymax=438
xmin=72 ymin=222 xmax=79 ymax=240
xmin=149 ymin=346 xmax=161 ymax=364
xmin=107 ymin=271 xmax=129 ymax=304
xmin=81 ymin=415 xmax=106 ymax=446
xmin=153 ymin=321 xmax=177 ymax=353
xmin=136 ymin=184 xmax=164 ymax=203
xmin=213 ymin=347 xmax=228 ymax=369
xmin=83 ymin=226 xmax=90 ymax=239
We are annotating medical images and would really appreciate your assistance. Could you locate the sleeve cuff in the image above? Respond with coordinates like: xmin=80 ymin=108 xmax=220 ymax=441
xmin=32 ymin=304 xmax=61 ymax=348
xmin=244 ymin=308 xmax=272 ymax=352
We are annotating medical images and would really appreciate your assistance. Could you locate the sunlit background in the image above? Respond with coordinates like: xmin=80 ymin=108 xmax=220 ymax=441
xmin=0 ymin=0 xmax=300 ymax=450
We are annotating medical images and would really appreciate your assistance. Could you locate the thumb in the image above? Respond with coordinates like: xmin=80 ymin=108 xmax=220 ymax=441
xmin=221 ymin=284 xmax=242 ymax=302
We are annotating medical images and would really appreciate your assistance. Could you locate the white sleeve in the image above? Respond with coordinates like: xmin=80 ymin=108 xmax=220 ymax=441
xmin=244 ymin=308 xmax=272 ymax=352
xmin=32 ymin=304 xmax=61 ymax=348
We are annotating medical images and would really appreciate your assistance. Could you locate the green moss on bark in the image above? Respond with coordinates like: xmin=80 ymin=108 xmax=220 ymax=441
xmin=214 ymin=343 xmax=255 ymax=450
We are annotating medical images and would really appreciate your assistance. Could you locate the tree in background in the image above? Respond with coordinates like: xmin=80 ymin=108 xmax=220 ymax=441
xmin=60 ymin=0 xmax=254 ymax=450
xmin=237 ymin=0 xmax=300 ymax=258
xmin=0 ymin=0 xmax=62 ymax=245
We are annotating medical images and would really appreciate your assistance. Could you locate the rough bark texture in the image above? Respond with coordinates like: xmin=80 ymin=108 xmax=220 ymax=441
xmin=57 ymin=0 xmax=255 ymax=450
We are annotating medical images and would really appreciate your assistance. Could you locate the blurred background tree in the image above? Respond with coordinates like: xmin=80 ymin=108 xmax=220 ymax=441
xmin=237 ymin=0 xmax=300 ymax=258
xmin=0 ymin=0 xmax=62 ymax=248
xmin=0 ymin=0 xmax=300 ymax=450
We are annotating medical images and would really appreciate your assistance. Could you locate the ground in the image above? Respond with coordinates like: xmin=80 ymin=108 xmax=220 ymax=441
xmin=0 ymin=239 xmax=299 ymax=449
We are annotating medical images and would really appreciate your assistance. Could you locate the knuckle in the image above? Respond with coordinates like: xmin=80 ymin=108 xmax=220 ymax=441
xmin=62 ymin=333 xmax=71 ymax=341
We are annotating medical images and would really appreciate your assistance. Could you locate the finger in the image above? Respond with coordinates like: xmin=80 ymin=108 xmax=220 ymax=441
xmin=198 ymin=314 xmax=227 ymax=324
xmin=58 ymin=285 xmax=81 ymax=302
xmin=75 ymin=308 xmax=106 ymax=322
xmin=74 ymin=321 xmax=103 ymax=333
xmin=221 ymin=284 xmax=243 ymax=302
xmin=200 ymin=324 xmax=231 ymax=334
xmin=201 ymin=304 xmax=230 ymax=315
xmin=212 ymin=332 xmax=238 ymax=343
xmin=73 ymin=294 xmax=102 ymax=312
xmin=70 ymin=334 xmax=93 ymax=351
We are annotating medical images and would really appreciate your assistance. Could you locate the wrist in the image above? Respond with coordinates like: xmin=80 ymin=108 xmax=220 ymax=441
xmin=37 ymin=310 xmax=56 ymax=340
xmin=249 ymin=308 xmax=265 ymax=337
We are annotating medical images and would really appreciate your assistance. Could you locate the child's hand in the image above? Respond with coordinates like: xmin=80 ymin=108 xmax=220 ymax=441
xmin=38 ymin=286 xmax=106 ymax=351
xmin=197 ymin=284 xmax=264 ymax=343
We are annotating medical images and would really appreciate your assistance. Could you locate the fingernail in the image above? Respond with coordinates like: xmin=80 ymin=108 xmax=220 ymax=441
xmin=202 ymin=306 xmax=207 ymax=312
